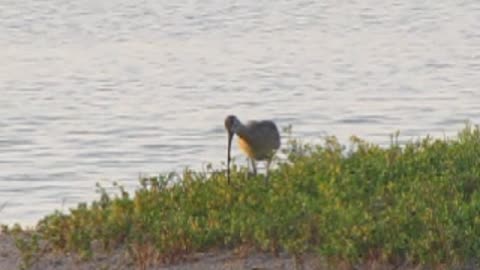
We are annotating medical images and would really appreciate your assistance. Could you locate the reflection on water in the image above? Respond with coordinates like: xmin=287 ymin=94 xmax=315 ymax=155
xmin=1 ymin=0 xmax=479 ymax=225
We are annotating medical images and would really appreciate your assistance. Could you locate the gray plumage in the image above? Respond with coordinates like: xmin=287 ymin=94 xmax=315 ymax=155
xmin=225 ymin=115 xmax=281 ymax=184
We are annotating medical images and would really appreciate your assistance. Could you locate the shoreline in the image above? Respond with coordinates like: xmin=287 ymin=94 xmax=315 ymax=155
xmin=5 ymin=232 xmax=475 ymax=270
xmin=0 ymin=232 xmax=323 ymax=270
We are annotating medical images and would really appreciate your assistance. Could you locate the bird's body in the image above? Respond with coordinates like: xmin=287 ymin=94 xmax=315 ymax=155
xmin=235 ymin=120 xmax=281 ymax=160
xmin=225 ymin=115 xmax=281 ymax=184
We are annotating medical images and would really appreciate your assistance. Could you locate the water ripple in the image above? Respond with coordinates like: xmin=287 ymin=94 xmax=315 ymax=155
xmin=1 ymin=0 xmax=480 ymax=225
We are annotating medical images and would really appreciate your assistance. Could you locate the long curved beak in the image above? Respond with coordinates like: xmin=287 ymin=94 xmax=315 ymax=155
xmin=227 ymin=130 xmax=233 ymax=184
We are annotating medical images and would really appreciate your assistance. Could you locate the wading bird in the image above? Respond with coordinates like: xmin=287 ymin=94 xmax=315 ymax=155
xmin=224 ymin=115 xmax=281 ymax=184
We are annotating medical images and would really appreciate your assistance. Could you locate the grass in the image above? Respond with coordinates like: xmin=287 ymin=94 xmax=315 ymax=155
xmin=5 ymin=125 xmax=480 ymax=269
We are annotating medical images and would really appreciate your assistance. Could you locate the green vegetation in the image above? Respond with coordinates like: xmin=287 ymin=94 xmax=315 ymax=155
xmin=6 ymin=125 xmax=480 ymax=269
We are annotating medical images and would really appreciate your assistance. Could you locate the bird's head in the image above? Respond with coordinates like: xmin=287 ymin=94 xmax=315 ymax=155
xmin=224 ymin=115 xmax=241 ymax=134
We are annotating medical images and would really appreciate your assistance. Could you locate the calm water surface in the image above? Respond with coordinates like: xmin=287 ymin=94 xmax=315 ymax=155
xmin=1 ymin=0 xmax=479 ymax=225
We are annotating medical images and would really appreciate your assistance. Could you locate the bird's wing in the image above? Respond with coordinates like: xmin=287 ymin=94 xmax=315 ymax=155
xmin=246 ymin=120 xmax=281 ymax=150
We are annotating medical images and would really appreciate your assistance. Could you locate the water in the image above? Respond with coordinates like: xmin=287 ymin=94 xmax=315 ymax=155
xmin=1 ymin=0 xmax=479 ymax=225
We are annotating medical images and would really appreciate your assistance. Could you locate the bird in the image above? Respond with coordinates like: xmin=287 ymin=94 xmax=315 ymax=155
xmin=224 ymin=115 xmax=281 ymax=184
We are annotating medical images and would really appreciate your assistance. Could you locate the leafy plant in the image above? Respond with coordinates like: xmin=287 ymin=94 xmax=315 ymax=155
xmin=8 ymin=125 xmax=480 ymax=269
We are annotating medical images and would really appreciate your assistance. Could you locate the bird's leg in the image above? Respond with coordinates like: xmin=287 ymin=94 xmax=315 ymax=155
xmin=264 ymin=159 xmax=272 ymax=184
xmin=250 ymin=159 xmax=257 ymax=177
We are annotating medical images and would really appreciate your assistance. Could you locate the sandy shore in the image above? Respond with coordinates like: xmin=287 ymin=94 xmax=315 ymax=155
xmin=0 ymin=233 xmax=324 ymax=270
xmin=3 ymin=232 xmax=477 ymax=270
xmin=0 ymin=234 xmax=19 ymax=270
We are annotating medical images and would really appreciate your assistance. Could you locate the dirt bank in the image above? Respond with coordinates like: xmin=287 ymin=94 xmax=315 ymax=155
xmin=0 ymin=233 xmax=324 ymax=270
